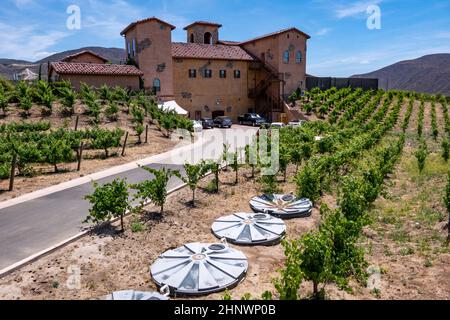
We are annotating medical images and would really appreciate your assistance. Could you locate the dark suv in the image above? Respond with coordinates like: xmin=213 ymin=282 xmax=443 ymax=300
xmin=213 ymin=116 xmax=233 ymax=128
xmin=201 ymin=118 xmax=214 ymax=129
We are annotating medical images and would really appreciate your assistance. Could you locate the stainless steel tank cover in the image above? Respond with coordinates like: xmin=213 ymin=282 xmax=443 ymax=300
xmin=150 ymin=242 xmax=248 ymax=296
xmin=249 ymin=194 xmax=313 ymax=219
xmin=211 ymin=212 xmax=286 ymax=245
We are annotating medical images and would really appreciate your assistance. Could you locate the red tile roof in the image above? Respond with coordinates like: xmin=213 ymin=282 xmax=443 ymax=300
xmin=183 ymin=21 xmax=222 ymax=30
xmin=240 ymin=27 xmax=311 ymax=44
xmin=61 ymin=50 xmax=109 ymax=63
xmin=51 ymin=62 xmax=143 ymax=76
xmin=172 ymin=43 xmax=255 ymax=61
xmin=217 ymin=40 xmax=241 ymax=46
xmin=120 ymin=17 xmax=176 ymax=35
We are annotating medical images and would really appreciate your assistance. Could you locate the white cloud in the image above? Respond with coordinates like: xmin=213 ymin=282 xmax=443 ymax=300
xmin=0 ymin=22 xmax=68 ymax=61
xmin=434 ymin=31 xmax=450 ymax=39
xmin=13 ymin=0 xmax=33 ymax=8
xmin=335 ymin=0 xmax=382 ymax=19
xmin=316 ymin=28 xmax=331 ymax=36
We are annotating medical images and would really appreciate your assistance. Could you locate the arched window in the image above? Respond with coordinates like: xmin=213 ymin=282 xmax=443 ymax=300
xmin=204 ymin=32 xmax=212 ymax=44
xmin=153 ymin=78 xmax=161 ymax=93
xmin=283 ymin=50 xmax=290 ymax=63
xmin=190 ymin=33 xmax=195 ymax=43
xmin=296 ymin=51 xmax=302 ymax=64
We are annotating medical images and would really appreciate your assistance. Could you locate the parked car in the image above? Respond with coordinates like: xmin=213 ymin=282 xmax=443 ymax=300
xmin=270 ymin=122 xmax=286 ymax=129
xmin=237 ymin=113 xmax=266 ymax=126
xmin=191 ymin=120 xmax=203 ymax=133
xmin=201 ymin=118 xmax=214 ymax=129
xmin=213 ymin=116 xmax=233 ymax=128
xmin=288 ymin=120 xmax=308 ymax=127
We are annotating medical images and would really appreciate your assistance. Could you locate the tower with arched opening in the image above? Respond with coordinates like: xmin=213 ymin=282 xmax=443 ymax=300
xmin=184 ymin=21 xmax=222 ymax=45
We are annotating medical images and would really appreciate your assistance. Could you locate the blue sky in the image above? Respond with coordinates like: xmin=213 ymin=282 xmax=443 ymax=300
xmin=1 ymin=0 xmax=449 ymax=76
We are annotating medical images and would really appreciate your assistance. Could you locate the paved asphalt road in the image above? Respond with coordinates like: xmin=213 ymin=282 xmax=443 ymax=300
xmin=0 ymin=127 xmax=257 ymax=271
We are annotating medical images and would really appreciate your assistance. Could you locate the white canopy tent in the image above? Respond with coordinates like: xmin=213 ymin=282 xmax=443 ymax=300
xmin=158 ymin=100 xmax=188 ymax=116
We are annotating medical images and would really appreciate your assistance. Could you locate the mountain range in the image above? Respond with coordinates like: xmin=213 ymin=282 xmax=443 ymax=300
xmin=0 ymin=47 xmax=125 ymax=80
xmin=352 ymin=54 xmax=450 ymax=96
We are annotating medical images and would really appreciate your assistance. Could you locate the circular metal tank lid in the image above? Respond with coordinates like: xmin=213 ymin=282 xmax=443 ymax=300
xmin=212 ymin=212 xmax=286 ymax=246
xmin=249 ymin=194 xmax=313 ymax=219
xmin=106 ymin=288 xmax=170 ymax=300
xmin=150 ymin=242 xmax=248 ymax=296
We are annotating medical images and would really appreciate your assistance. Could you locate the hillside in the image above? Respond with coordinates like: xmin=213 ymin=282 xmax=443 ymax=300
xmin=0 ymin=47 xmax=125 ymax=80
xmin=352 ymin=54 xmax=450 ymax=96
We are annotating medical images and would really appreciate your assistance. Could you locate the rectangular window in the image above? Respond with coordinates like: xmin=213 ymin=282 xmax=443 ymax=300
xmin=189 ymin=69 xmax=197 ymax=78
xmin=283 ymin=50 xmax=290 ymax=64
xmin=132 ymin=39 xmax=136 ymax=57
xmin=203 ymin=69 xmax=212 ymax=78
xmin=219 ymin=70 xmax=227 ymax=78
xmin=234 ymin=70 xmax=241 ymax=78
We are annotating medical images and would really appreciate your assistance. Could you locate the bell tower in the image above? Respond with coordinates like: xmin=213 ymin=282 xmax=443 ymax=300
xmin=184 ymin=21 xmax=222 ymax=45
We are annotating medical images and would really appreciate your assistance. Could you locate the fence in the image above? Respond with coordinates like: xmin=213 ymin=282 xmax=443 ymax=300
xmin=306 ymin=76 xmax=379 ymax=91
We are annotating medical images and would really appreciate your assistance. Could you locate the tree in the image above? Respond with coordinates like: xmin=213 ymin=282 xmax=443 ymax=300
xmin=105 ymin=102 xmax=119 ymax=121
xmin=207 ymin=160 xmax=221 ymax=193
xmin=295 ymin=163 xmax=320 ymax=203
xmin=442 ymin=137 xmax=449 ymax=162
xmin=298 ymin=230 xmax=332 ymax=299
xmin=415 ymin=138 xmax=428 ymax=173
xmin=98 ymin=85 xmax=113 ymax=103
xmin=18 ymin=93 xmax=33 ymax=117
xmin=0 ymin=85 xmax=9 ymax=116
xmin=279 ymin=145 xmax=291 ymax=182
xmin=90 ymin=128 xmax=124 ymax=158
xmin=35 ymin=80 xmax=55 ymax=114
xmin=84 ymin=178 xmax=130 ymax=232
xmin=258 ymin=173 xmax=280 ymax=194
xmin=229 ymin=150 xmax=241 ymax=184
xmin=273 ymin=239 xmax=303 ymax=300
xmin=445 ymin=172 xmax=450 ymax=241
xmin=245 ymin=143 xmax=258 ymax=178
xmin=40 ymin=136 xmax=74 ymax=173
xmin=131 ymin=166 xmax=179 ymax=215
xmin=180 ymin=161 xmax=209 ymax=206
xmin=222 ymin=143 xmax=231 ymax=170
xmin=59 ymin=86 xmax=76 ymax=116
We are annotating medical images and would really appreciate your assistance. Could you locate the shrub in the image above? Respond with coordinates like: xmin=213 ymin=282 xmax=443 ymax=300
xmin=104 ymin=102 xmax=119 ymax=121
xmin=84 ymin=178 xmax=130 ymax=232
xmin=442 ymin=137 xmax=449 ymax=162
xmin=258 ymin=174 xmax=280 ymax=194
xmin=35 ymin=80 xmax=55 ymax=114
xmin=0 ymin=85 xmax=9 ymax=115
xmin=273 ymin=239 xmax=303 ymax=300
xmin=40 ymin=137 xmax=73 ymax=173
xmin=18 ymin=93 xmax=33 ymax=117
xmin=298 ymin=230 xmax=332 ymax=299
xmin=89 ymin=128 xmax=124 ymax=158
xmin=295 ymin=163 xmax=320 ymax=203
xmin=59 ymin=86 xmax=77 ymax=116
xmin=180 ymin=161 xmax=209 ymax=206
xmin=131 ymin=166 xmax=179 ymax=215
xmin=415 ymin=138 xmax=428 ymax=173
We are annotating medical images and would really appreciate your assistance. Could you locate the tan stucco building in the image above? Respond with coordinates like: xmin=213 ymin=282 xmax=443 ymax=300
xmin=121 ymin=18 xmax=310 ymax=121
xmin=49 ymin=50 xmax=143 ymax=91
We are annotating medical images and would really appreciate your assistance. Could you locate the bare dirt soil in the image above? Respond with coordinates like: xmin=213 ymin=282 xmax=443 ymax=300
xmin=0 ymin=100 xmax=448 ymax=300
xmin=0 ymin=102 xmax=177 ymax=202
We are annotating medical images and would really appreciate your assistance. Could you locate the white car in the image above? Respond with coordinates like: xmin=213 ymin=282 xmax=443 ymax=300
xmin=271 ymin=122 xmax=286 ymax=128
xmin=191 ymin=120 xmax=203 ymax=133
xmin=288 ymin=120 xmax=308 ymax=127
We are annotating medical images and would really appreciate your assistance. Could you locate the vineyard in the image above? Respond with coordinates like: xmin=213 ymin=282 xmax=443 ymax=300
xmin=0 ymin=79 xmax=192 ymax=199
xmin=0 ymin=86 xmax=448 ymax=300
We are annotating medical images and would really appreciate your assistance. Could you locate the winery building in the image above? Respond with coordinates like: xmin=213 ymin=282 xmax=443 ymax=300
xmin=121 ymin=17 xmax=310 ymax=121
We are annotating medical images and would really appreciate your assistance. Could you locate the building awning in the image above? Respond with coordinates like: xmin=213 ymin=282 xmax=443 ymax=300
xmin=158 ymin=100 xmax=188 ymax=115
